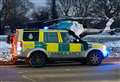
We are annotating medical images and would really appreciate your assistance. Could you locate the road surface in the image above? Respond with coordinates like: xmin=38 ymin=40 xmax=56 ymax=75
xmin=0 ymin=62 xmax=119 ymax=82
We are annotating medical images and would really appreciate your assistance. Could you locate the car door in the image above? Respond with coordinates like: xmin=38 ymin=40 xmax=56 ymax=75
xmin=44 ymin=32 xmax=59 ymax=58
xmin=60 ymin=32 xmax=84 ymax=58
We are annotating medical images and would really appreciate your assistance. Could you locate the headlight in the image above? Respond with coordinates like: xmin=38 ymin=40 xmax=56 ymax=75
xmin=103 ymin=45 xmax=107 ymax=50
xmin=102 ymin=45 xmax=110 ymax=57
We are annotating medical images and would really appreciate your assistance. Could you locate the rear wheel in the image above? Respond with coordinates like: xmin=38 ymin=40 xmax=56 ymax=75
xmin=29 ymin=52 xmax=47 ymax=67
xmin=87 ymin=51 xmax=103 ymax=65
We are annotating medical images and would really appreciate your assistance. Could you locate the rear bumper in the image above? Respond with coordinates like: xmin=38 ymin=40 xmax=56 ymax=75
xmin=13 ymin=52 xmax=27 ymax=60
xmin=16 ymin=49 xmax=31 ymax=59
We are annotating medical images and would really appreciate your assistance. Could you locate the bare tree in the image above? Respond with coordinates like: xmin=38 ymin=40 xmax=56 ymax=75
xmin=0 ymin=0 xmax=7 ymax=33
xmin=31 ymin=7 xmax=49 ymax=21
xmin=55 ymin=0 xmax=94 ymax=18
xmin=0 ymin=0 xmax=2 ymax=34
xmin=0 ymin=0 xmax=2 ymax=14
xmin=51 ymin=0 xmax=58 ymax=19
xmin=91 ymin=0 xmax=120 ymax=29
xmin=73 ymin=0 xmax=93 ymax=17
xmin=47 ymin=0 xmax=58 ymax=19
xmin=0 ymin=0 xmax=33 ymax=33
xmin=91 ymin=0 xmax=120 ymax=19
xmin=56 ymin=0 xmax=74 ymax=17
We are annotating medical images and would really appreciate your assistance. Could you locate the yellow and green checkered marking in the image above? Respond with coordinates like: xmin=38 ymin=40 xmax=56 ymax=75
xmin=23 ymin=41 xmax=103 ymax=54
xmin=23 ymin=41 xmax=84 ymax=53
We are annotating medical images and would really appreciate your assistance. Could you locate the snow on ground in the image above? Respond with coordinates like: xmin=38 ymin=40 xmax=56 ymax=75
xmin=84 ymin=35 xmax=120 ymax=57
xmin=104 ymin=41 xmax=120 ymax=57
xmin=0 ymin=36 xmax=11 ymax=62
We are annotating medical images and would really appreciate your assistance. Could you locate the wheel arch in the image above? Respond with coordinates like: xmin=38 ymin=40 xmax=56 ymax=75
xmin=85 ymin=48 xmax=104 ymax=58
xmin=26 ymin=48 xmax=48 ymax=58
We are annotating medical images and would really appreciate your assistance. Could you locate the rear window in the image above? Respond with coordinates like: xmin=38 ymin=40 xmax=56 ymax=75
xmin=23 ymin=32 xmax=39 ymax=41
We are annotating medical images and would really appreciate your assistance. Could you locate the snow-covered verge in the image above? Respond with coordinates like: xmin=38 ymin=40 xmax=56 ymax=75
xmin=0 ymin=48 xmax=12 ymax=62
xmin=83 ymin=36 xmax=120 ymax=57
xmin=0 ymin=36 xmax=11 ymax=62
xmin=104 ymin=41 xmax=120 ymax=57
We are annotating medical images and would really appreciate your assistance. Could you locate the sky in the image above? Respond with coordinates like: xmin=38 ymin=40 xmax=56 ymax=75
xmin=30 ymin=0 xmax=47 ymax=7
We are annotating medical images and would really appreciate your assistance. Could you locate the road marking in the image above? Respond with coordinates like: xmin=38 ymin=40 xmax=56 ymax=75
xmin=65 ymin=69 xmax=71 ymax=71
xmin=22 ymin=75 xmax=37 ymax=82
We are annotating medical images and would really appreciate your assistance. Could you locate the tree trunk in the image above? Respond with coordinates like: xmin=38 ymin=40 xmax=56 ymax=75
xmin=102 ymin=18 xmax=114 ymax=33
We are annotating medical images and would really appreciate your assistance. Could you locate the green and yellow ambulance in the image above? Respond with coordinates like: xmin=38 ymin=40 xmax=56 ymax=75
xmin=11 ymin=29 xmax=110 ymax=66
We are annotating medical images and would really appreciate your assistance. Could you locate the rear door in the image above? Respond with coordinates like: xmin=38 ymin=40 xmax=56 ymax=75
xmin=44 ymin=32 xmax=59 ymax=58
xmin=23 ymin=31 xmax=39 ymax=51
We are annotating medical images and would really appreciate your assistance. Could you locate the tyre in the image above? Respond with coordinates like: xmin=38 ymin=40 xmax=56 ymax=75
xmin=87 ymin=51 xmax=103 ymax=65
xmin=29 ymin=52 xmax=47 ymax=67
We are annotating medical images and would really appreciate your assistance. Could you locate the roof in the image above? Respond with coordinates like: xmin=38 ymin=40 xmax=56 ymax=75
xmin=16 ymin=29 xmax=68 ymax=32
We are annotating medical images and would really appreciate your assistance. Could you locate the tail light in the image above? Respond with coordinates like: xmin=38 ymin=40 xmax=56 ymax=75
xmin=17 ymin=41 xmax=22 ymax=54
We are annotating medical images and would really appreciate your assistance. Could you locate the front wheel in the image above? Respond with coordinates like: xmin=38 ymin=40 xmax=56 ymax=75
xmin=87 ymin=51 xmax=103 ymax=65
xmin=29 ymin=52 xmax=47 ymax=67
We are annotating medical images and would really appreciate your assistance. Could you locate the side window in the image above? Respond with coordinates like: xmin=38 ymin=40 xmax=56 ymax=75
xmin=23 ymin=32 xmax=39 ymax=41
xmin=44 ymin=32 xmax=58 ymax=43
xmin=61 ymin=32 xmax=75 ymax=43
